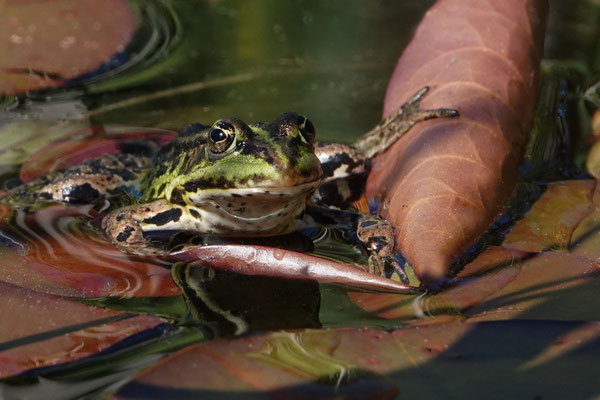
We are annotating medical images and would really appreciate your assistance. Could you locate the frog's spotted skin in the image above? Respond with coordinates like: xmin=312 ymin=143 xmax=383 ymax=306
xmin=313 ymin=142 xmax=367 ymax=209
xmin=102 ymin=113 xmax=323 ymax=254
xmin=7 ymin=153 xmax=150 ymax=205
xmin=5 ymin=87 xmax=458 ymax=277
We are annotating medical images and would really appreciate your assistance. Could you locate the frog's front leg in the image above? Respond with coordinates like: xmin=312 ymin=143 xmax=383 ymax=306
xmin=306 ymin=206 xmax=407 ymax=282
xmin=354 ymin=86 xmax=459 ymax=159
xmin=102 ymin=200 xmax=192 ymax=255
xmin=356 ymin=215 xmax=407 ymax=283
xmin=312 ymin=142 xmax=368 ymax=208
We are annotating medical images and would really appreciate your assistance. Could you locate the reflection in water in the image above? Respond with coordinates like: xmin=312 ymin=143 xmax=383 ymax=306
xmin=171 ymin=262 xmax=321 ymax=335
xmin=79 ymin=0 xmax=182 ymax=92
xmin=0 ymin=0 xmax=181 ymax=124
xmin=0 ymin=204 xmax=177 ymax=298
xmin=248 ymin=330 xmax=398 ymax=397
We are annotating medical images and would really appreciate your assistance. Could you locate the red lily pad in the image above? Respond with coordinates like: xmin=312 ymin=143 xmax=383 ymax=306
xmin=466 ymin=251 xmax=600 ymax=321
xmin=114 ymin=329 xmax=399 ymax=400
xmin=0 ymin=281 xmax=162 ymax=378
xmin=0 ymin=0 xmax=135 ymax=94
xmin=347 ymin=246 xmax=526 ymax=321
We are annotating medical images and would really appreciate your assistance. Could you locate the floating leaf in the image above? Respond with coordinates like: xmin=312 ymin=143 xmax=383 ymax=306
xmin=466 ymin=252 xmax=600 ymax=321
xmin=569 ymin=184 xmax=600 ymax=262
xmin=0 ymin=0 xmax=134 ymax=94
xmin=365 ymin=0 xmax=549 ymax=282
xmin=114 ymin=330 xmax=399 ymax=400
xmin=347 ymin=246 xmax=526 ymax=321
xmin=0 ymin=281 xmax=162 ymax=378
xmin=114 ymin=320 xmax=600 ymax=399
xmin=503 ymin=180 xmax=595 ymax=252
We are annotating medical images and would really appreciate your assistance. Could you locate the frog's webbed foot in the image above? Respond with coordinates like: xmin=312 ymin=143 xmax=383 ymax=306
xmin=102 ymin=200 xmax=183 ymax=255
xmin=354 ymin=86 xmax=459 ymax=159
xmin=308 ymin=205 xmax=408 ymax=282
xmin=357 ymin=215 xmax=408 ymax=284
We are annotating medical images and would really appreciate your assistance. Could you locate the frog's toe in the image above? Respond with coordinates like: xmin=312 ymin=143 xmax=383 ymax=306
xmin=102 ymin=210 xmax=151 ymax=255
xmin=367 ymin=255 xmax=409 ymax=284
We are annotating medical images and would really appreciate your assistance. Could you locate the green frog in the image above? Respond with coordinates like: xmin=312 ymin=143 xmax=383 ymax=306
xmin=5 ymin=87 xmax=457 ymax=278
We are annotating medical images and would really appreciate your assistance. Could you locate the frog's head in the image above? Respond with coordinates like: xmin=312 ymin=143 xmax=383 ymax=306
xmin=165 ymin=113 xmax=322 ymax=233
xmin=175 ymin=112 xmax=322 ymax=193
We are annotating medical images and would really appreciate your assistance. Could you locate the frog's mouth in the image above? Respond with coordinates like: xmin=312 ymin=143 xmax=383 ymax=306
xmin=187 ymin=179 xmax=320 ymax=205
xmin=185 ymin=179 xmax=320 ymax=236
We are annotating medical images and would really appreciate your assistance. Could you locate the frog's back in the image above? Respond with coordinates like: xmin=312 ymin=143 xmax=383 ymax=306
xmin=139 ymin=124 xmax=209 ymax=201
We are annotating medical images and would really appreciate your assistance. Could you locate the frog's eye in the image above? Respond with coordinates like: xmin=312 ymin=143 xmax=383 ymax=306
xmin=298 ymin=117 xmax=316 ymax=145
xmin=208 ymin=121 xmax=237 ymax=154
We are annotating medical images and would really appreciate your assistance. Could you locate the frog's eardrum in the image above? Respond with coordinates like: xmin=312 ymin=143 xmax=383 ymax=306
xmin=365 ymin=0 xmax=549 ymax=282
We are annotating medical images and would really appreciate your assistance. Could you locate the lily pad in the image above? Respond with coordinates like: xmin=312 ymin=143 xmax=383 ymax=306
xmin=114 ymin=320 xmax=600 ymax=400
xmin=0 ymin=0 xmax=134 ymax=94
xmin=0 ymin=205 xmax=180 ymax=298
xmin=503 ymin=180 xmax=595 ymax=252
xmin=0 ymin=281 xmax=162 ymax=378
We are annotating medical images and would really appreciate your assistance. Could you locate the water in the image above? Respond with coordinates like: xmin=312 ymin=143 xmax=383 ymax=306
xmin=0 ymin=0 xmax=598 ymax=398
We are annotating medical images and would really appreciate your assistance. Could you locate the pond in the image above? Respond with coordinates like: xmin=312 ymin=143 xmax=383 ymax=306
xmin=0 ymin=0 xmax=599 ymax=399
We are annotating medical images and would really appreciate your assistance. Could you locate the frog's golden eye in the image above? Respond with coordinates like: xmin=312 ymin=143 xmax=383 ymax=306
xmin=299 ymin=117 xmax=316 ymax=145
xmin=208 ymin=121 xmax=237 ymax=153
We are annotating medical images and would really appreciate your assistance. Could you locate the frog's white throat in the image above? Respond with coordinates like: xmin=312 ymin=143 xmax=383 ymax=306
xmin=182 ymin=180 xmax=320 ymax=237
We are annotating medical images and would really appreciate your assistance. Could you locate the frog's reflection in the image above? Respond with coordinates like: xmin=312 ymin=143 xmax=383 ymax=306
xmin=171 ymin=262 xmax=321 ymax=337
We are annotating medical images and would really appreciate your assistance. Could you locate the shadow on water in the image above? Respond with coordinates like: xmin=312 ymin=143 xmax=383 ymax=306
xmin=387 ymin=279 xmax=600 ymax=399
xmin=391 ymin=323 xmax=600 ymax=399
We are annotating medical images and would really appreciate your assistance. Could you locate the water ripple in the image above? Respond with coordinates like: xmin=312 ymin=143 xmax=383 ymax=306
xmin=3 ymin=204 xmax=176 ymax=297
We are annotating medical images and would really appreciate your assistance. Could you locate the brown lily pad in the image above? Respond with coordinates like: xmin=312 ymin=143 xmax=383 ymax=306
xmin=0 ymin=205 xmax=180 ymax=298
xmin=503 ymin=180 xmax=596 ymax=252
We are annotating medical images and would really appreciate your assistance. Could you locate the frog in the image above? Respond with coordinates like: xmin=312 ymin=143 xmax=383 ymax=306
xmin=4 ymin=87 xmax=457 ymax=279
